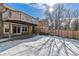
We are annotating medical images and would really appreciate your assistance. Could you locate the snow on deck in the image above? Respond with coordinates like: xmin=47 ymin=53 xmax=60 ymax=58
xmin=0 ymin=36 xmax=79 ymax=56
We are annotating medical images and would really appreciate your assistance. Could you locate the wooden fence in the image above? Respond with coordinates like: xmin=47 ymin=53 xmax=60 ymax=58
xmin=49 ymin=30 xmax=79 ymax=39
xmin=39 ymin=29 xmax=79 ymax=39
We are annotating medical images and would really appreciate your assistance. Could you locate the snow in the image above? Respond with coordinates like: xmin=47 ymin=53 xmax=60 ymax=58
xmin=0 ymin=35 xmax=43 ymax=53
xmin=0 ymin=35 xmax=79 ymax=56
xmin=0 ymin=38 xmax=9 ymax=42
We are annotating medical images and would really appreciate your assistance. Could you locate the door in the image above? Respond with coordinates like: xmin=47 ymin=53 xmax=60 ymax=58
xmin=12 ymin=24 xmax=21 ymax=35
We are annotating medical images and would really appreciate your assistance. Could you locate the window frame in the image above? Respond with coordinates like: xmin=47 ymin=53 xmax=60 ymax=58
xmin=3 ymin=22 xmax=9 ymax=34
xmin=12 ymin=23 xmax=21 ymax=34
xmin=22 ymin=25 xmax=28 ymax=32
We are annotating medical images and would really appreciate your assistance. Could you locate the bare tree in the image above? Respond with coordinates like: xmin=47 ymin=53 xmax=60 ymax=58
xmin=69 ymin=9 xmax=79 ymax=31
xmin=73 ymin=9 xmax=79 ymax=18
xmin=45 ymin=3 xmax=79 ymax=31
xmin=52 ymin=4 xmax=65 ymax=29
xmin=64 ymin=9 xmax=72 ymax=30
xmin=45 ymin=4 xmax=65 ymax=30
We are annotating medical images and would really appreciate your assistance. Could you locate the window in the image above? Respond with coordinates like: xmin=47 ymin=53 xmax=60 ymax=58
xmin=17 ymin=26 xmax=20 ymax=33
xmin=22 ymin=26 xmax=27 ymax=32
xmin=22 ymin=27 xmax=25 ymax=31
xmin=13 ymin=25 xmax=17 ymax=33
xmin=12 ymin=25 xmax=21 ymax=34
xmin=4 ymin=23 xmax=9 ymax=34
xmin=5 ymin=28 xmax=9 ymax=32
xmin=25 ymin=27 xmax=27 ymax=31
xmin=12 ymin=24 xmax=27 ymax=34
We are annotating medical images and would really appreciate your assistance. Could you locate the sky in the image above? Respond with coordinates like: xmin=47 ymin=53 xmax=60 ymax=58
xmin=5 ymin=3 xmax=79 ymax=19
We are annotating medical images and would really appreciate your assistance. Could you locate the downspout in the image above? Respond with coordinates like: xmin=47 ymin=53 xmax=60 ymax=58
xmin=8 ymin=10 xmax=12 ymax=39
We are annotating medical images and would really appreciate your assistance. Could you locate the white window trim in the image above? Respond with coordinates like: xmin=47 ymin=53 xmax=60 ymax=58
xmin=22 ymin=25 xmax=28 ymax=32
xmin=3 ymin=22 xmax=28 ymax=35
xmin=11 ymin=23 xmax=21 ymax=35
xmin=11 ymin=23 xmax=28 ymax=35
xmin=3 ymin=22 xmax=9 ymax=34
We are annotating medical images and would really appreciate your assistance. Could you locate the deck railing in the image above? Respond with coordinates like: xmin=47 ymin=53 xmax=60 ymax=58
xmin=2 ymin=10 xmax=36 ymax=24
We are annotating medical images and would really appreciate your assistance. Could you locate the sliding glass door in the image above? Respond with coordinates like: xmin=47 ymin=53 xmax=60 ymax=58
xmin=12 ymin=24 xmax=28 ymax=35
xmin=12 ymin=24 xmax=21 ymax=34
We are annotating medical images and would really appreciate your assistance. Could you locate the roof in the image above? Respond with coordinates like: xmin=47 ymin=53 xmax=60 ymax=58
xmin=3 ymin=4 xmax=16 ymax=11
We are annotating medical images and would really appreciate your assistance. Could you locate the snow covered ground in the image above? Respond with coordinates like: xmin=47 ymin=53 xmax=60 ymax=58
xmin=0 ymin=35 xmax=79 ymax=56
xmin=0 ymin=35 xmax=43 ymax=53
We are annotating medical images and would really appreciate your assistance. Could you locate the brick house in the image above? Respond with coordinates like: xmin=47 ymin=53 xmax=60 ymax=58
xmin=0 ymin=4 xmax=37 ymax=38
xmin=37 ymin=19 xmax=50 ymax=34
